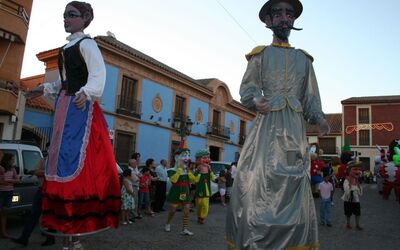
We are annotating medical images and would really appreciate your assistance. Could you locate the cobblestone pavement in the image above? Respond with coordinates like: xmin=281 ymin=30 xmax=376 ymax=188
xmin=2 ymin=183 xmax=399 ymax=250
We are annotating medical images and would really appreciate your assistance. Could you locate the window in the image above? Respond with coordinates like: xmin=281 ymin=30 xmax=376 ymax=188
xmin=115 ymin=132 xmax=136 ymax=165
xmin=358 ymin=108 xmax=370 ymax=124
xmin=239 ymin=120 xmax=246 ymax=145
xmin=213 ymin=110 xmax=221 ymax=126
xmin=174 ymin=96 xmax=185 ymax=117
xmin=119 ymin=76 xmax=137 ymax=110
xmin=22 ymin=150 xmax=42 ymax=175
xmin=358 ymin=130 xmax=370 ymax=146
xmin=318 ymin=138 xmax=336 ymax=154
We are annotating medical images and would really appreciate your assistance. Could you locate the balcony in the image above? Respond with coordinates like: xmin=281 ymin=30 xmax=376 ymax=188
xmin=206 ymin=122 xmax=230 ymax=140
xmin=0 ymin=0 xmax=30 ymax=43
xmin=0 ymin=0 xmax=29 ymax=24
xmin=0 ymin=81 xmax=17 ymax=115
xmin=116 ymin=95 xmax=141 ymax=119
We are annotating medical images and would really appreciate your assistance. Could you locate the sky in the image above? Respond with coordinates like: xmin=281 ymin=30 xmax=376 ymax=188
xmin=21 ymin=0 xmax=400 ymax=114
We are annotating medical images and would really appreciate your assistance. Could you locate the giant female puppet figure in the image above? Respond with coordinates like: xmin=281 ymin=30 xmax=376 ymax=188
xmin=26 ymin=1 xmax=121 ymax=236
xmin=225 ymin=0 xmax=330 ymax=249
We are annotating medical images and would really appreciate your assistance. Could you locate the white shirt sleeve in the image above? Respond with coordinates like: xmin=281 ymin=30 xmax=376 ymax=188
xmin=75 ymin=38 xmax=106 ymax=100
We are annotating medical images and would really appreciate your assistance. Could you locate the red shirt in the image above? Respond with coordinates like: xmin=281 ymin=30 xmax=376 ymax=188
xmin=338 ymin=164 xmax=347 ymax=179
xmin=139 ymin=175 xmax=150 ymax=193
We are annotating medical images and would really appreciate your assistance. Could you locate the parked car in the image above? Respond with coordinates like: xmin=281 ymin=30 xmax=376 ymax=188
xmin=0 ymin=140 xmax=43 ymax=213
xmin=210 ymin=161 xmax=231 ymax=177
xmin=0 ymin=140 xmax=125 ymax=213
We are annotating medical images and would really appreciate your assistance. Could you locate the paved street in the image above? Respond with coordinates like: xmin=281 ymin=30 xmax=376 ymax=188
xmin=2 ymin=183 xmax=399 ymax=250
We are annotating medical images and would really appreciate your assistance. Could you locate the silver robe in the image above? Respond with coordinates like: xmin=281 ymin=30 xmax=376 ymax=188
xmin=226 ymin=45 xmax=324 ymax=250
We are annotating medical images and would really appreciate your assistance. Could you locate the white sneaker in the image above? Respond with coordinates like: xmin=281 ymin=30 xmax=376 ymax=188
xmin=164 ymin=224 xmax=171 ymax=232
xmin=181 ymin=228 xmax=194 ymax=236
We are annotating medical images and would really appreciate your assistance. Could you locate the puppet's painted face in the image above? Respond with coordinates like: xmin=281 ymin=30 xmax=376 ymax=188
xmin=196 ymin=155 xmax=211 ymax=173
xmin=350 ymin=167 xmax=361 ymax=179
xmin=64 ymin=5 xmax=85 ymax=34
xmin=197 ymin=155 xmax=210 ymax=165
xmin=270 ymin=2 xmax=295 ymax=41
xmin=175 ymin=149 xmax=191 ymax=168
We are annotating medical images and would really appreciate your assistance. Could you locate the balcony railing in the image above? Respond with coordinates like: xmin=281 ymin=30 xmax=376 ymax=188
xmin=116 ymin=95 xmax=141 ymax=119
xmin=0 ymin=0 xmax=30 ymax=25
xmin=239 ymin=134 xmax=246 ymax=145
xmin=206 ymin=122 xmax=230 ymax=139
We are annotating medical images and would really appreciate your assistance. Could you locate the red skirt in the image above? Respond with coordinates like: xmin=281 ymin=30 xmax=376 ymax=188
xmin=41 ymin=97 xmax=120 ymax=234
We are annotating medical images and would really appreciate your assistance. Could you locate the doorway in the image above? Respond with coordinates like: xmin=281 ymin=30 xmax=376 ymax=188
xmin=209 ymin=146 xmax=220 ymax=161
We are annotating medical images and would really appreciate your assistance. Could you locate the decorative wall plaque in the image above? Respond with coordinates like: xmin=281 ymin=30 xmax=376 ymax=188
xmin=152 ymin=93 xmax=163 ymax=113
xmin=230 ymin=121 xmax=235 ymax=134
xmin=196 ymin=108 xmax=203 ymax=123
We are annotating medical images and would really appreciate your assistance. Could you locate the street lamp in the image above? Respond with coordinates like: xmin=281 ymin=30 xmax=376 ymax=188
xmin=173 ymin=116 xmax=193 ymax=144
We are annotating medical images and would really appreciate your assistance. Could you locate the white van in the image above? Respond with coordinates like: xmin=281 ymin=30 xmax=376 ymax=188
xmin=0 ymin=141 xmax=43 ymax=212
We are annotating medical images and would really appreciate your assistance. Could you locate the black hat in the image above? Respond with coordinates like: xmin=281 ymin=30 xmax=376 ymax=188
xmin=259 ymin=0 xmax=303 ymax=23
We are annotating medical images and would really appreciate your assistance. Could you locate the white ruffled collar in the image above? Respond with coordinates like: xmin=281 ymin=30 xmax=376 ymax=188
xmin=66 ymin=32 xmax=90 ymax=41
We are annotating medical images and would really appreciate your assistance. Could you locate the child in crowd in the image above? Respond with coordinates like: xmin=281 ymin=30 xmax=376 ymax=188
xmin=217 ymin=169 xmax=227 ymax=206
xmin=121 ymin=169 xmax=135 ymax=225
xmin=137 ymin=168 xmax=154 ymax=218
xmin=342 ymin=160 xmax=363 ymax=230
xmin=318 ymin=173 xmax=333 ymax=227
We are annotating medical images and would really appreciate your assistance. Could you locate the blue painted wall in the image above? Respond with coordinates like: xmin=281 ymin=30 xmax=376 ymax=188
xmin=187 ymin=136 xmax=207 ymax=162
xmin=103 ymin=114 xmax=114 ymax=130
xmin=225 ymin=112 xmax=239 ymax=144
xmin=247 ymin=119 xmax=254 ymax=135
xmin=141 ymin=79 xmax=173 ymax=126
xmin=23 ymin=110 xmax=53 ymax=127
xmin=188 ymin=97 xmax=209 ymax=136
xmin=137 ymin=123 xmax=170 ymax=164
xmin=223 ymin=143 xmax=237 ymax=163
xmin=101 ymin=64 xmax=118 ymax=113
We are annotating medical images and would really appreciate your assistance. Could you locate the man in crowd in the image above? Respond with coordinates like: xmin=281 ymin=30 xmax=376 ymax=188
xmin=154 ymin=159 xmax=168 ymax=212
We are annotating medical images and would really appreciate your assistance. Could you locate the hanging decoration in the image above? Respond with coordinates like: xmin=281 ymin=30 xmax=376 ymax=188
xmin=196 ymin=108 xmax=203 ymax=124
xmin=345 ymin=122 xmax=394 ymax=134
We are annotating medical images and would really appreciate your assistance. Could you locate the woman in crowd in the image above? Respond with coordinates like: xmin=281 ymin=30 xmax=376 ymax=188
xmin=0 ymin=153 xmax=19 ymax=238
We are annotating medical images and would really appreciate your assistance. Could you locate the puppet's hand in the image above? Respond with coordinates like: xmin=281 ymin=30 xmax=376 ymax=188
xmin=74 ymin=92 xmax=87 ymax=109
xmin=318 ymin=119 xmax=330 ymax=136
xmin=253 ymin=96 xmax=270 ymax=115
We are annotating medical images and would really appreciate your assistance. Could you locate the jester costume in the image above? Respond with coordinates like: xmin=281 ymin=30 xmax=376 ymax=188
xmin=41 ymin=33 xmax=120 ymax=234
xmin=194 ymin=149 xmax=215 ymax=224
xmin=165 ymin=147 xmax=196 ymax=235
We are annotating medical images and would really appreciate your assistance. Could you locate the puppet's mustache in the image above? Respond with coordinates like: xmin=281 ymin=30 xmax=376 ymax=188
xmin=268 ymin=24 xmax=303 ymax=31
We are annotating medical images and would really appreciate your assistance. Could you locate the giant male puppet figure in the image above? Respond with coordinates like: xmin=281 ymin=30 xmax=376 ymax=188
xmin=226 ymin=0 xmax=330 ymax=249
